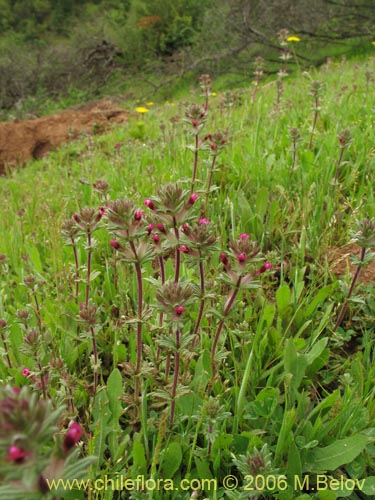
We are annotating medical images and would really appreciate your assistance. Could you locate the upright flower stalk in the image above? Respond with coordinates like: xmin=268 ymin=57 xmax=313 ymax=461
xmin=309 ymin=80 xmax=323 ymax=149
xmin=204 ymin=131 xmax=227 ymax=210
xmin=334 ymin=129 xmax=352 ymax=183
xmin=105 ymin=200 xmax=151 ymax=407
xmin=333 ymin=218 xmax=375 ymax=332
xmin=155 ymin=281 xmax=194 ymax=426
xmin=0 ymin=319 xmax=12 ymax=369
xmin=185 ymin=104 xmax=207 ymax=194
xmin=62 ymin=219 xmax=80 ymax=300
xmin=72 ymin=207 xmax=104 ymax=392
xmin=210 ymin=234 xmax=271 ymax=381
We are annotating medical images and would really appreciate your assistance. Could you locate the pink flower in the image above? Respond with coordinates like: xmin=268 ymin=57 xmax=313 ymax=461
xmin=188 ymin=193 xmax=199 ymax=205
xmin=237 ymin=253 xmax=246 ymax=263
xmin=175 ymin=306 xmax=185 ymax=316
xmin=199 ymin=217 xmax=210 ymax=225
xmin=110 ymin=240 xmax=121 ymax=250
xmin=134 ymin=209 xmax=144 ymax=221
xmin=12 ymin=387 xmax=20 ymax=395
xmin=5 ymin=445 xmax=28 ymax=463
xmin=147 ymin=223 xmax=155 ymax=234
xmin=22 ymin=368 xmax=30 ymax=377
xmin=239 ymin=233 xmax=250 ymax=240
xmin=152 ymin=233 xmax=160 ymax=243
xmin=156 ymin=223 xmax=166 ymax=233
xmin=256 ymin=261 xmax=272 ymax=274
xmin=219 ymin=253 xmax=229 ymax=266
xmin=178 ymin=245 xmax=190 ymax=253
xmin=64 ymin=422 xmax=83 ymax=452
xmin=191 ymin=119 xmax=199 ymax=128
xmin=144 ymin=199 xmax=156 ymax=210
xmin=98 ymin=206 xmax=106 ymax=217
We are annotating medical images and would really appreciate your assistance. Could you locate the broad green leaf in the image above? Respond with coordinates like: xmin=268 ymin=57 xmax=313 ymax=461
xmin=256 ymin=186 xmax=269 ymax=220
xmin=132 ymin=439 xmax=147 ymax=475
xmin=305 ymin=337 xmax=328 ymax=365
xmin=107 ymin=368 xmax=123 ymax=422
xmin=287 ymin=436 xmax=302 ymax=482
xmin=304 ymin=434 xmax=368 ymax=472
xmin=195 ymin=456 xmax=213 ymax=480
xmin=277 ymin=285 xmax=291 ymax=316
xmin=361 ymin=476 xmax=375 ymax=495
xmin=91 ymin=390 xmax=111 ymax=469
xmin=161 ymin=442 xmax=182 ymax=478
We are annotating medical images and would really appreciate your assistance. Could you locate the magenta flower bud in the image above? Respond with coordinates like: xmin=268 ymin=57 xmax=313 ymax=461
xmin=199 ymin=217 xmax=210 ymax=225
xmin=134 ymin=209 xmax=144 ymax=221
xmin=181 ymin=223 xmax=190 ymax=233
xmin=152 ymin=233 xmax=160 ymax=243
xmin=239 ymin=233 xmax=250 ymax=240
xmin=98 ymin=206 xmax=106 ymax=217
xmin=175 ymin=305 xmax=185 ymax=316
xmin=178 ymin=245 xmax=190 ymax=253
xmin=191 ymin=119 xmax=199 ymax=127
xmin=144 ymin=199 xmax=156 ymax=210
xmin=22 ymin=368 xmax=30 ymax=377
xmin=5 ymin=445 xmax=28 ymax=463
xmin=237 ymin=253 xmax=246 ymax=263
xmin=188 ymin=193 xmax=199 ymax=205
xmin=72 ymin=213 xmax=80 ymax=223
xmin=156 ymin=223 xmax=166 ymax=233
xmin=220 ymin=253 xmax=229 ymax=265
xmin=210 ymin=142 xmax=216 ymax=150
xmin=64 ymin=422 xmax=83 ymax=452
xmin=110 ymin=240 xmax=121 ymax=250
xmin=256 ymin=261 xmax=272 ymax=274
xmin=204 ymin=133 xmax=212 ymax=141
xmin=147 ymin=223 xmax=155 ymax=234
xmin=12 ymin=387 xmax=20 ymax=395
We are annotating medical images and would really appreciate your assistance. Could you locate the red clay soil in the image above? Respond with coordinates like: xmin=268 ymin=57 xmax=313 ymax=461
xmin=328 ymin=242 xmax=375 ymax=286
xmin=0 ymin=99 xmax=129 ymax=174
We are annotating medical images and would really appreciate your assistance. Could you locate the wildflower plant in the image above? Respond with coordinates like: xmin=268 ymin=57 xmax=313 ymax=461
xmin=334 ymin=218 xmax=375 ymax=332
xmin=0 ymin=386 xmax=94 ymax=498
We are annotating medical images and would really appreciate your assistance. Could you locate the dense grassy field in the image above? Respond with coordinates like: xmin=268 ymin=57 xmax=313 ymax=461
xmin=1 ymin=55 xmax=375 ymax=500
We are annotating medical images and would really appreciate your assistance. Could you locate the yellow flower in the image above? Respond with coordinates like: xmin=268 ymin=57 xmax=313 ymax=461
xmin=372 ymin=41 xmax=375 ymax=46
xmin=287 ymin=36 xmax=301 ymax=42
xmin=212 ymin=92 xmax=217 ymax=97
xmin=136 ymin=106 xmax=149 ymax=113
xmin=146 ymin=101 xmax=154 ymax=106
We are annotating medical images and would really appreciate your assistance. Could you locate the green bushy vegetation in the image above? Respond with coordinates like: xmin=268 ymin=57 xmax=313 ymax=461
xmin=2 ymin=52 xmax=375 ymax=499
xmin=1 ymin=0 xmax=375 ymax=116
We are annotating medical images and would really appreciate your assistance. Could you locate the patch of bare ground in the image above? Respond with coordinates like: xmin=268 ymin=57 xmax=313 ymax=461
xmin=0 ymin=98 xmax=129 ymax=173
xmin=328 ymin=242 xmax=375 ymax=286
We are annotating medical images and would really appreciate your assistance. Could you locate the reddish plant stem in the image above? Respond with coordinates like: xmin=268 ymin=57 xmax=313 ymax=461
xmin=85 ymin=231 xmax=92 ymax=307
xmin=71 ymin=237 xmax=80 ymax=299
xmin=292 ymin=140 xmax=297 ymax=170
xmin=38 ymin=361 xmax=47 ymax=399
xmin=173 ymin=217 xmax=180 ymax=283
xmin=130 ymin=241 xmax=143 ymax=405
xmin=191 ymin=133 xmax=199 ymax=194
xmin=309 ymin=97 xmax=319 ymax=149
xmin=0 ymin=332 xmax=12 ymax=368
xmin=333 ymin=247 xmax=366 ymax=332
xmin=334 ymin=147 xmax=345 ymax=183
xmin=211 ymin=276 xmax=242 ymax=367
xmin=205 ymin=155 xmax=217 ymax=209
xmin=86 ymin=230 xmax=98 ymax=392
xmin=156 ymin=256 xmax=166 ymax=363
xmin=170 ymin=327 xmax=181 ymax=426
xmin=192 ymin=256 xmax=205 ymax=348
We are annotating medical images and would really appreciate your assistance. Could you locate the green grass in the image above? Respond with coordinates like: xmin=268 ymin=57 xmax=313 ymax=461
xmin=1 ymin=55 xmax=375 ymax=500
